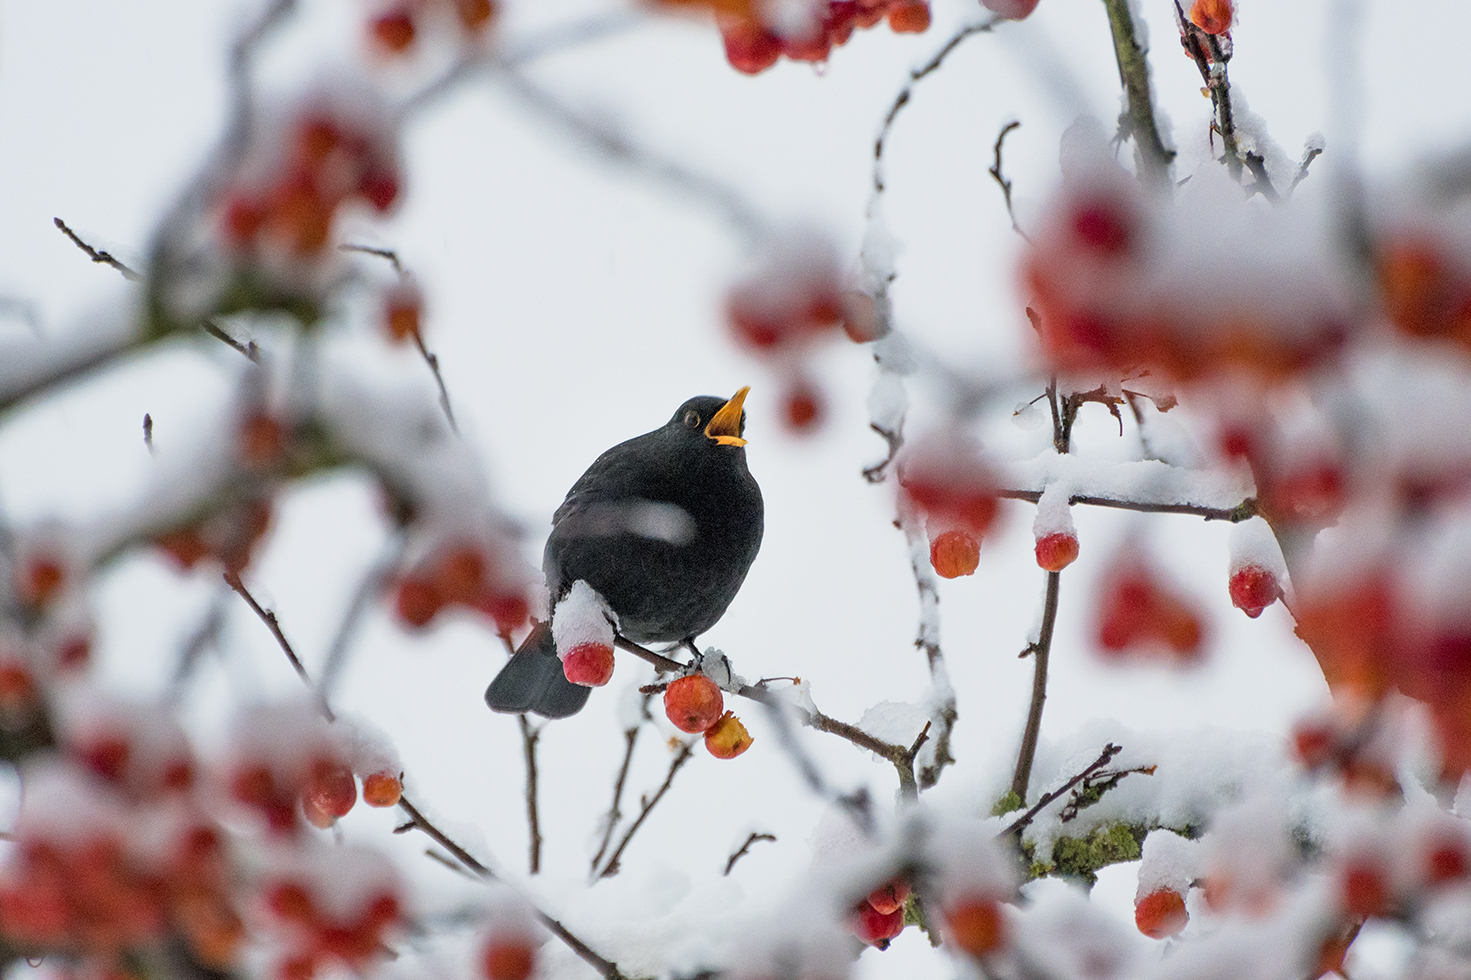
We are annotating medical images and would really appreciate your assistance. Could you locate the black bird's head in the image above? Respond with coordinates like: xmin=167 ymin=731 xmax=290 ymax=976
xmin=669 ymin=387 xmax=750 ymax=449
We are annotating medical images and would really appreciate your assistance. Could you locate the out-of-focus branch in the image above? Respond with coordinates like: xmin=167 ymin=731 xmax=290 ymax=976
xmin=901 ymin=516 xmax=956 ymax=790
xmin=319 ymin=532 xmax=406 ymax=699
xmin=987 ymin=121 xmax=1030 ymax=242
xmin=518 ymin=714 xmax=543 ymax=875
xmin=490 ymin=65 xmax=771 ymax=244
xmin=53 ymin=218 xmax=141 ymax=281
xmin=596 ymin=740 xmax=696 ymax=879
xmin=1100 ymin=0 xmax=1174 ymax=185
xmin=167 ymin=584 xmax=231 ymax=704
xmin=995 ymin=488 xmax=1257 ymax=522
xmin=874 ymin=16 xmax=1002 ymax=195
xmin=723 ymin=832 xmax=777 ymax=875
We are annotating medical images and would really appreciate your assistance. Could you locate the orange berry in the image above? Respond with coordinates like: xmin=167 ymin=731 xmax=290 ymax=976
xmin=361 ymin=771 xmax=403 ymax=808
xmin=456 ymin=0 xmax=496 ymax=31
xmin=370 ymin=10 xmax=416 ymax=53
xmin=1189 ymin=0 xmax=1233 ymax=34
xmin=1035 ymin=532 xmax=1079 ymax=572
xmin=1291 ymin=721 xmax=1335 ymax=769
xmin=434 ymin=546 xmax=485 ymax=605
xmin=720 ymin=19 xmax=782 ymax=76
xmin=157 ymin=528 xmax=210 ymax=569
xmin=945 ymin=897 xmax=1005 ymax=957
xmin=704 ymin=711 xmax=753 ymax=759
xmin=930 ymin=530 xmax=980 ymax=579
xmin=1134 ymin=888 xmax=1188 ymax=939
xmin=240 ymin=414 xmax=285 ymax=466
xmin=384 ymin=285 xmax=421 ymax=343
xmin=19 ymin=555 xmax=64 ymax=606
xmin=483 ymin=940 xmax=535 ymax=980
xmin=561 ymin=642 xmax=615 ymax=687
xmin=887 ymin=1 xmax=930 ymax=32
xmin=267 ymin=882 xmax=316 ymax=925
xmin=664 ymin=675 xmax=725 ymax=733
xmin=781 ymin=383 xmax=823 ymax=432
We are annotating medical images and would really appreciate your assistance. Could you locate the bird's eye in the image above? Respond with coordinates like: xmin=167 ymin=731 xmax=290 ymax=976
xmin=683 ymin=410 xmax=701 ymax=429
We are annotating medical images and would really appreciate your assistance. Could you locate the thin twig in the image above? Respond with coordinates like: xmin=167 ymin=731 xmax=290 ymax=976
xmin=614 ymin=635 xmax=686 ymax=673
xmin=1243 ymin=151 xmax=1282 ymax=204
xmin=223 ymin=570 xmax=335 ymax=722
xmin=987 ymin=120 xmax=1031 ymax=242
xmin=862 ymin=423 xmax=905 ymax=483
xmin=596 ymin=741 xmax=696 ymax=879
xmin=1100 ymin=0 xmax=1174 ymax=185
xmin=411 ymin=329 xmax=458 ymax=433
xmin=166 ymin=584 xmax=230 ymax=705
xmin=53 ymin=218 xmax=142 ymax=281
xmin=142 ymin=413 xmax=155 ymax=455
xmin=591 ymin=718 xmax=644 ymax=878
xmin=518 ymin=714 xmax=543 ymax=875
xmin=995 ymin=488 xmax=1256 ymax=522
xmin=902 ymin=515 xmax=957 ymax=790
xmin=1011 ymin=570 xmax=1060 ymax=802
xmin=396 ymin=797 xmax=633 ymax=980
xmin=874 ymin=17 xmax=1002 ymax=195
xmin=202 ymin=320 xmax=260 ymax=361
xmin=1001 ymin=743 xmax=1122 ymax=837
xmin=723 ymin=832 xmax=777 ymax=875
xmin=1290 ymin=145 xmax=1323 ymax=194
xmin=340 ymin=243 xmax=405 ymax=275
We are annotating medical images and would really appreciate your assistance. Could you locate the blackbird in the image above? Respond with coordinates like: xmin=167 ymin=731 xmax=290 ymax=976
xmin=485 ymin=388 xmax=763 ymax=718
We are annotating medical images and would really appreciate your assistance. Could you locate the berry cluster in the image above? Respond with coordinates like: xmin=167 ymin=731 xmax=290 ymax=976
xmin=368 ymin=0 xmax=497 ymax=56
xmin=1094 ymin=550 xmax=1208 ymax=663
xmin=851 ymin=878 xmax=909 ymax=948
xmin=726 ymin=236 xmax=861 ymax=434
xmin=393 ymin=540 xmax=532 ymax=636
xmin=263 ymin=847 xmax=402 ymax=980
xmin=713 ymin=1 xmax=931 ymax=76
xmin=218 ymin=108 xmax=400 ymax=260
xmin=663 ymin=674 xmax=753 ymax=758
xmin=898 ymin=435 xmax=1002 ymax=580
xmin=155 ymin=496 xmax=274 ymax=578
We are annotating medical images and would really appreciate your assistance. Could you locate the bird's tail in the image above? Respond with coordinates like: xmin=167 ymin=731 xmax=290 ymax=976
xmin=484 ymin=621 xmax=592 ymax=719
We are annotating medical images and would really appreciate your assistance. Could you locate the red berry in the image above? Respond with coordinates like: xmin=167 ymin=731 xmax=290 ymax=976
xmin=18 ymin=555 xmax=64 ymax=606
xmin=721 ymin=20 xmax=782 ymax=75
xmin=1134 ymin=889 xmax=1188 ymax=939
xmin=434 ymin=546 xmax=485 ymax=605
xmin=1035 ymin=532 xmax=1080 ymax=572
xmin=944 ymin=897 xmax=1005 ymax=956
xmin=362 ymin=771 xmax=403 ymax=808
xmin=370 ymin=10 xmax=416 ymax=53
xmin=867 ymin=879 xmax=910 ymax=916
xmin=854 ymin=901 xmax=904 ymax=947
xmin=1341 ymin=861 xmax=1389 ymax=918
xmin=1426 ymin=841 xmax=1468 ymax=886
xmin=240 ymin=414 xmax=285 ymax=467
xmin=930 ymin=530 xmax=980 ymax=579
xmin=1071 ymin=199 xmax=1133 ymax=255
xmin=1229 ymin=565 xmax=1280 ymax=618
xmin=664 ymin=675 xmax=725 ymax=733
xmin=781 ymin=383 xmax=823 ymax=432
xmin=483 ymin=940 xmax=535 ymax=980
xmin=561 ymin=642 xmax=615 ymax=687
xmin=1291 ymin=721 xmax=1336 ymax=769
xmin=1189 ymin=0 xmax=1233 ymax=34
xmin=704 ymin=712 xmax=753 ymax=759
xmin=305 ymin=761 xmax=357 ymax=820
xmin=456 ymin=0 xmax=496 ymax=32
xmin=358 ymin=169 xmax=401 ymax=213
xmin=395 ymin=576 xmax=442 ymax=628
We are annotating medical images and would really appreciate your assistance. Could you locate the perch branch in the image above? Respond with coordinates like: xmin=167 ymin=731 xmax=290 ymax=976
xmin=1011 ymin=571 xmax=1061 ymax=801
xmin=518 ymin=714 xmax=543 ymax=875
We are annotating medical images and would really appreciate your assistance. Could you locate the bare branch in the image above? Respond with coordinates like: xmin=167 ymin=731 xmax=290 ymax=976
xmin=862 ymin=423 xmax=904 ymax=483
xmin=202 ymin=320 xmax=260 ymax=361
xmin=1100 ymin=0 xmax=1174 ymax=185
xmin=519 ymin=714 xmax=543 ymax=875
xmin=1011 ymin=570 xmax=1061 ymax=801
xmin=411 ymin=329 xmax=458 ymax=434
xmin=591 ymin=716 xmax=645 ymax=878
xmin=223 ymin=570 xmax=335 ymax=722
xmin=339 ymin=242 xmax=405 ymax=275
xmin=614 ymin=635 xmax=687 ymax=673
xmin=874 ymin=17 xmax=1002 ymax=195
xmin=723 ymin=832 xmax=777 ymax=875
xmin=1291 ymin=145 xmax=1324 ymax=194
xmin=1002 ymin=743 xmax=1121 ymax=837
xmin=53 ymin=218 xmax=142 ymax=281
xmin=166 ymin=584 xmax=230 ymax=705
xmin=597 ymin=740 xmax=696 ymax=879
xmin=995 ymin=488 xmax=1257 ymax=522
xmin=987 ymin=120 xmax=1031 ymax=242
xmin=319 ymin=533 xmax=406 ymax=699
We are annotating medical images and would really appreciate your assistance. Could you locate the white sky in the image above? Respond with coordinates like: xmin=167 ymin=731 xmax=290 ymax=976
xmin=2 ymin=0 xmax=1470 ymax=976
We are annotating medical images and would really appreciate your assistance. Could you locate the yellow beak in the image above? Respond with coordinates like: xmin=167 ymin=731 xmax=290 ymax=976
xmin=705 ymin=386 xmax=750 ymax=447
